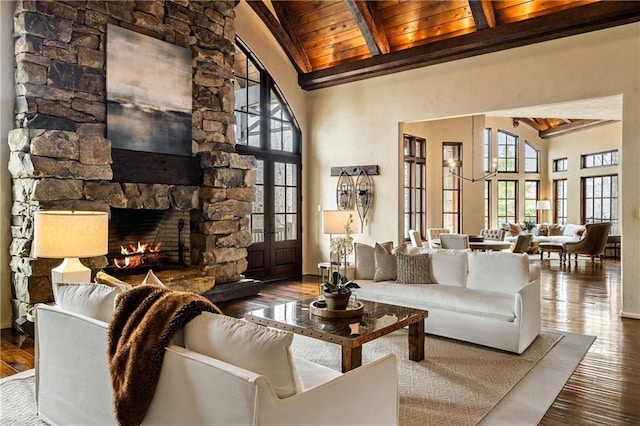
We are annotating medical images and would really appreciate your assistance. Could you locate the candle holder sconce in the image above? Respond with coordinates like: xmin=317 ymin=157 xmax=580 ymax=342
xmin=336 ymin=171 xmax=354 ymax=210
xmin=355 ymin=170 xmax=372 ymax=232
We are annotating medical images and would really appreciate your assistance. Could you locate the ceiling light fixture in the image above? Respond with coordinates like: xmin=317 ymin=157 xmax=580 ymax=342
xmin=447 ymin=116 xmax=498 ymax=183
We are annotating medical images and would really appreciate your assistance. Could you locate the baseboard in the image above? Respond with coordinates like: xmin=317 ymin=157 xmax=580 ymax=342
xmin=620 ymin=311 xmax=640 ymax=319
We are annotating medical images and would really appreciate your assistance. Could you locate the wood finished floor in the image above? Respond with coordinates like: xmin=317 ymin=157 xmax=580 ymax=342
xmin=1 ymin=257 xmax=638 ymax=424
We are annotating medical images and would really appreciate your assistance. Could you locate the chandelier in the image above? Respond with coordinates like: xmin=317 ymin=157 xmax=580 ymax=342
xmin=447 ymin=116 xmax=498 ymax=183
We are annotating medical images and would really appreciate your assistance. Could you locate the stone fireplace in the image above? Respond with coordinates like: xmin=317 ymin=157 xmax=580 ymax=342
xmin=8 ymin=0 xmax=256 ymax=324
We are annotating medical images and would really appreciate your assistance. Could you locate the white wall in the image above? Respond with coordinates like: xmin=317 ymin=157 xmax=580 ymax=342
xmin=1 ymin=1 xmax=15 ymax=328
xmin=303 ymin=24 xmax=640 ymax=317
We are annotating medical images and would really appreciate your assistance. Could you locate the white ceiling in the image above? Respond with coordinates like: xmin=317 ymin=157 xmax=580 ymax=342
xmin=486 ymin=95 xmax=622 ymax=121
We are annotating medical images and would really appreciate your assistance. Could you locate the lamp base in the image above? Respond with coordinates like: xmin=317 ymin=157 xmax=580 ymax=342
xmin=52 ymin=257 xmax=92 ymax=284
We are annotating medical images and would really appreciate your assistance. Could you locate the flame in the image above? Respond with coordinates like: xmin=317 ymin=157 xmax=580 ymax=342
xmin=113 ymin=241 xmax=162 ymax=269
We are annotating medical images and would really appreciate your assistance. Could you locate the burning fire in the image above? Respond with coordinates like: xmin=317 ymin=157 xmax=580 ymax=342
xmin=113 ymin=241 xmax=161 ymax=269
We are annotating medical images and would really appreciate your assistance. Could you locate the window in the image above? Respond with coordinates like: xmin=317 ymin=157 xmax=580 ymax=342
xmin=484 ymin=181 xmax=491 ymax=229
xmin=583 ymin=174 xmax=618 ymax=234
xmin=483 ymin=128 xmax=491 ymax=172
xmin=442 ymin=143 xmax=462 ymax=233
xmin=582 ymin=150 xmax=619 ymax=168
xmin=553 ymin=158 xmax=568 ymax=172
xmin=497 ymin=130 xmax=517 ymax=172
xmin=234 ymin=40 xmax=298 ymax=154
xmin=497 ymin=180 xmax=517 ymax=224
xmin=403 ymin=135 xmax=426 ymax=240
xmin=524 ymin=180 xmax=539 ymax=223
xmin=524 ymin=142 xmax=539 ymax=173
xmin=554 ymin=179 xmax=568 ymax=224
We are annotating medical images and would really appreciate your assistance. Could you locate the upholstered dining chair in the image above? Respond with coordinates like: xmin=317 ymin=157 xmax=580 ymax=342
xmin=512 ymin=234 xmax=533 ymax=253
xmin=408 ymin=229 xmax=423 ymax=248
xmin=563 ymin=222 xmax=611 ymax=263
xmin=480 ymin=229 xmax=506 ymax=241
xmin=427 ymin=228 xmax=450 ymax=249
xmin=439 ymin=234 xmax=469 ymax=249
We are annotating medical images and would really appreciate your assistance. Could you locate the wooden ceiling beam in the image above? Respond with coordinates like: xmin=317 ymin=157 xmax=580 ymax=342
xmin=246 ymin=0 xmax=312 ymax=73
xmin=300 ymin=1 xmax=640 ymax=90
xmin=469 ymin=0 xmax=496 ymax=30
xmin=344 ymin=0 xmax=390 ymax=56
xmin=539 ymin=119 xmax=616 ymax=139
xmin=270 ymin=1 xmax=313 ymax=70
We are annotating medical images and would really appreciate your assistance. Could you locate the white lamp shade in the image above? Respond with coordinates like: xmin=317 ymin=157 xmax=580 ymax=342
xmin=33 ymin=211 xmax=109 ymax=258
xmin=323 ymin=210 xmax=360 ymax=234
xmin=536 ymin=200 xmax=551 ymax=210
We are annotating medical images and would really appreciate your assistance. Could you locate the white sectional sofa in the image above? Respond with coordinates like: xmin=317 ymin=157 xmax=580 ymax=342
xmin=35 ymin=303 xmax=398 ymax=426
xmin=352 ymin=246 xmax=541 ymax=354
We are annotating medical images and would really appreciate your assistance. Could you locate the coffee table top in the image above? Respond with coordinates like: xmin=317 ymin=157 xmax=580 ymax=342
xmin=244 ymin=297 xmax=427 ymax=348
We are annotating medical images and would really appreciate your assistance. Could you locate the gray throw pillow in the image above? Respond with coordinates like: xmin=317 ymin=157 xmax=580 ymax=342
xmin=374 ymin=243 xmax=397 ymax=282
xmin=395 ymin=252 xmax=431 ymax=284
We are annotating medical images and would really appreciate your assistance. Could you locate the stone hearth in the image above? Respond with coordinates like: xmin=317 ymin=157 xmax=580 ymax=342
xmin=7 ymin=0 xmax=256 ymax=323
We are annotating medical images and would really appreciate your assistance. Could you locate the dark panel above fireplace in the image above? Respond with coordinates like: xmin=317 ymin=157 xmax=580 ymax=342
xmin=111 ymin=149 xmax=202 ymax=185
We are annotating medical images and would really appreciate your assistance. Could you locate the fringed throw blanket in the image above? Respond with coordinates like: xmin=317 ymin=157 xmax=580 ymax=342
xmin=107 ymin=284 xmax=222 ymax=426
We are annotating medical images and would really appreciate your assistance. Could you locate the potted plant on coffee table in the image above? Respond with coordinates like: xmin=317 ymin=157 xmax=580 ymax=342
xmin=323 ymin=270 xmax=352 ymax=310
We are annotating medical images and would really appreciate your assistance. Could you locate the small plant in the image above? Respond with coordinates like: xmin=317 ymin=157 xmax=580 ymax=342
xmin=522 ymin=220 xmax=536 ymax=232
xmin=324 ymin=271 xmax=351 ymax=294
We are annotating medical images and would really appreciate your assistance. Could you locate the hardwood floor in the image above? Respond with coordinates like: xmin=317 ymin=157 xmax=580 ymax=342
xmin=2 ymin=257 xmax=639 ymax=424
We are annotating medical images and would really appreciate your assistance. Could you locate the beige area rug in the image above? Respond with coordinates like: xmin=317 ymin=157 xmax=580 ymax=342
xmin=290 ymin=330 xmax=563 ymax=426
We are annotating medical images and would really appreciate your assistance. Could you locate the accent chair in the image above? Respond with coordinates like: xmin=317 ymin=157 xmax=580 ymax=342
xmin=480 ymin=229 xmax=506 ymax=241
xmin=563 ymin=222 xmax=612 ymax=263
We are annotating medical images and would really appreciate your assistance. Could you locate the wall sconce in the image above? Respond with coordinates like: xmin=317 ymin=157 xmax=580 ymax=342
xmin=336 ymin=171 xmax=354 ymax=210
xmin=355 ymin=170 xmax=372 ymax=232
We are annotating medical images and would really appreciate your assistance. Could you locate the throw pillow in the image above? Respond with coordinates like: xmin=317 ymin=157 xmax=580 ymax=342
xmin=374 ymin=243 xmax=397 ymax=282
xmin=184 ymin=312 xmax=302 ymax=398
xmin=395 ymin=252 xmax=431 ymax=284
xmin=94 ymin=271 xmax=133 ymax=292
xmin=354 ymin=241 xmax=393 ymax=280
xmin=549 ymin=223 xmax=563 ymax=236
xmin=141 ymin=269 xmax=165 ymax=286
xmin=509 ymin=223 xmax=522 ymax=236
xmin=54 ymin=282 xmax=125 ymax=322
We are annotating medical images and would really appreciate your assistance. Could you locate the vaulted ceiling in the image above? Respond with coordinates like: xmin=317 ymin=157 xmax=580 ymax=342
xmin=245 ymin=0 xmax=639 ymax=137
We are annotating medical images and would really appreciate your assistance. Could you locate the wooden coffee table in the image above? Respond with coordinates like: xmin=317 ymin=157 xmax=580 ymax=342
xmin=244 ymin=297 xmax=428 ymax=373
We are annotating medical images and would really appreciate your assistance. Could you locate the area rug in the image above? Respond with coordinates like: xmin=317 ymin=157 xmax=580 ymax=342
xmin=290 ymin=329 xmax=594 ymax=426
xmin=0 ymin=330 xmax=594 ymax=426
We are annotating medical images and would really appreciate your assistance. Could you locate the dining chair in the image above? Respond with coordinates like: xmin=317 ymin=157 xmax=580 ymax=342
xmin=512 ymin=234 xmax=532 ymax=253
xmin=439 ymin=234 xmax=469 ymax=249
xmin=407 ymin=229 xmax=423 ymax=248
xmin=427 ymin=228 xmax=450 ymax=249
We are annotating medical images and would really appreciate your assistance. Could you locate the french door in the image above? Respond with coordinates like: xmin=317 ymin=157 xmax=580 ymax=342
xmin=244 ymin=153 xmax=302 ymax=280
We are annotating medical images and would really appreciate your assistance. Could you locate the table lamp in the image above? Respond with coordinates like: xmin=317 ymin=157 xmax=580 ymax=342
xmin=33 ymin=210 xmax=109 ymax=283
xmin=323 ymin=209 xmax=360 ymax=268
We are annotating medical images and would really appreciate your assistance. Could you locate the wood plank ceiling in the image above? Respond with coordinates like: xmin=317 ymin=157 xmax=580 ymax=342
xmin=245 ymin=0 xmax=640 ymax=137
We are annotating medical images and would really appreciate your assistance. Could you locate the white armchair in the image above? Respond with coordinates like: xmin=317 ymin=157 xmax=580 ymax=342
xmin=35 ymin=304 xmax=399 ymax=426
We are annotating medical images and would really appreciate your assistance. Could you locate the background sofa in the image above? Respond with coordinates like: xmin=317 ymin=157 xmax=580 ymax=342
xmin=352 ymin=245 xmax=541 ymax=354
xmin=503 ymin=223 xmax=585 ymax=245
xmin=35 ymin=301 xmax=398 ymax=425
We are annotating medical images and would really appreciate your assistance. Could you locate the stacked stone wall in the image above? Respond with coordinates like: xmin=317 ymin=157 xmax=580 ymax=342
xmin=8 ymin=0 xmax=254 ymax=322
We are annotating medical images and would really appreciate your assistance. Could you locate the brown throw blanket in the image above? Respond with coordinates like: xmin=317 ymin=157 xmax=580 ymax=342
xmin=107 ymin=284 xmax=222 ymax=426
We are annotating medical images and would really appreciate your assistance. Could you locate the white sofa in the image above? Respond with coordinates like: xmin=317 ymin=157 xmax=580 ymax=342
xmin=504 ymin=223 xmax=584 ymax=245
xmin=352 ymin=248 xmax=541 ymax=354
xmin=35 ymin=303 xmax=398 ymax=426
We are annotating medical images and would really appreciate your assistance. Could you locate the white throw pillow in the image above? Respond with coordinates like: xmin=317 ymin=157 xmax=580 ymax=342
xmin=423 ymin=249 xmax=468 ymax=287
xmin=466 ymin=252 xmax=530 ymax=295
xmin=54 ymin=282 xmax=125 ymax=322
xmin=141 ymin=269 xmax=165 ymax=286
xmin=184 ymin=312 xmax=302 ymax=398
